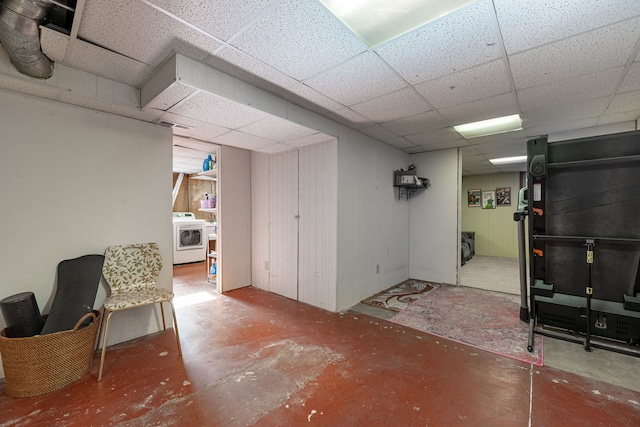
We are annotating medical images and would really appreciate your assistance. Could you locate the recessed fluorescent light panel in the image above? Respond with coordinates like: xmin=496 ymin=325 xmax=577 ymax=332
xmin=454 ymin=114 xmax=523 ymax=139
xmin=489 ymin=155 xmax=527 ymax=165
xmin=319 ymin=0 xmax=477 ymax=48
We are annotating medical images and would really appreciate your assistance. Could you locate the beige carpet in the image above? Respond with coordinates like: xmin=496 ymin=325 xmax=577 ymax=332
xmin=460 ymin=255 xmax=522 ymax=295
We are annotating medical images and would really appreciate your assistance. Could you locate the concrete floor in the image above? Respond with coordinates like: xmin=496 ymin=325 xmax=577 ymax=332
xmin=1 ymin=262 xmax=640 ymax=426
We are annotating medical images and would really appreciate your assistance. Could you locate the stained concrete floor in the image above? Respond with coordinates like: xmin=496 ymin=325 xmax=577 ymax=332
xmin=1 ymin=262 xmax=640 ymax=426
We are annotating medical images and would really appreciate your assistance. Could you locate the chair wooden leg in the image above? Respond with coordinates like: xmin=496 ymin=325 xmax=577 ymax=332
xmin=95 ymin=308 xmax=106 ymax=351
xmin=98 ymin=310 xmax=114 ymax=382
xmin=169 ymin=300 xmax=182 ymax=356
xmin=160 ymin=302 xmax=167 ymax=331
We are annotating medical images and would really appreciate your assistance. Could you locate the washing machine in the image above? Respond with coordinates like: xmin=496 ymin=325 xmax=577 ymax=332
xmin=172 ymin=212 xmax=207 ymax=264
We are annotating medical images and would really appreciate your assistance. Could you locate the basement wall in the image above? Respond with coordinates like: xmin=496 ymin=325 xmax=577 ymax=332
xmin=0 ymin=90 xmax=173 ymax=379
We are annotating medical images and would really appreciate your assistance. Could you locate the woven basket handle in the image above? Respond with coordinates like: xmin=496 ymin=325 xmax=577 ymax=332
xmin=72 ymin=312 xmax=97 ymax=332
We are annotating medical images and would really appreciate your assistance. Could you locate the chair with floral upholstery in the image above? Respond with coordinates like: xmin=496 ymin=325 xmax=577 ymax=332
xmin=97 ymin=243 xmax=182 ymax=381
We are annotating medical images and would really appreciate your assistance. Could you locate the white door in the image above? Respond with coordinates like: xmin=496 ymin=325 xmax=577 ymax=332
xmin=269 ymin=151 xmax=299 ymax=300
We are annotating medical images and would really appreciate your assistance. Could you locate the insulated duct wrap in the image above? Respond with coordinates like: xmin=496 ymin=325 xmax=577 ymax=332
xmin=0 ymin=0 xmax=53 ymax=79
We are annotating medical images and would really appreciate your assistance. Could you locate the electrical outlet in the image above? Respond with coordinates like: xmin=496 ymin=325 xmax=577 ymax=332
xmin=376 ymin=264 xmax=379 ymax=274
xmin=265 ymin=261 xmax=269 ymax=271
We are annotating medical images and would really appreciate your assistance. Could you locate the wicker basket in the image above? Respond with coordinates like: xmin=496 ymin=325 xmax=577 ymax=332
xmin=0 ymin=311 xmax=100 ymax=397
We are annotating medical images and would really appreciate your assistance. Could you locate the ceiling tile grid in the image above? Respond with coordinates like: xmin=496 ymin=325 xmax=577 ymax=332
xmin=239 ymin=115 xmax=317 ymax=142
xmin=414 ymin=60 xmax=512 ymax=109
xmin=146 ymin=0 xmax=275 ymax=42
xmin=2 ymin=0 xmax=640 ymax=175
xmin=438 ymin=92 xmax=519 ymax=126
xmin=303 ymin=51 xmax=407 ymax=106
xmin=77 ymin=0 xmax=222 ymax=67
xmin=381 ymin=111 xmax=449 ymax=137
xmin=350 ymin=87 xmax=432 ymax=123
xmin=168 ymin=91 xmax=270 ymax=129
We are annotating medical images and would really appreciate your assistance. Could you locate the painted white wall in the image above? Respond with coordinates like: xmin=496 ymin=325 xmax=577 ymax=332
xmin=0 ymin=90 xmax=173 ymax=379
xmin=218 ymin=145 xmax=252 ymax=292
xmin=298 ymin=141 xmax=338 ymax=311
xmin=250 ymin=140 xmax=338 ymax=311
xmin=336 ymin=127 xmax=411 ymax=311
xmin=251 ymin=152 xmax=270 ymax=291
xmin=409 ymin=149 xmax=460 ymax=285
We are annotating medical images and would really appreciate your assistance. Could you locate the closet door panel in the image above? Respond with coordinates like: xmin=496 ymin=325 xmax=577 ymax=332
xmin=269 ymin=151 xmax=299 ymax=300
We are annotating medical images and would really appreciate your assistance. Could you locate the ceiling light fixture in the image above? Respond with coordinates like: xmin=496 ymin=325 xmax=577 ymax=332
xmin=454 ymin=114 xmax=523 ymax=139
xmin=319 ymin=0 xmax=477 ymax=48
xmin=489 ymin=155 xmax=527 ymax=165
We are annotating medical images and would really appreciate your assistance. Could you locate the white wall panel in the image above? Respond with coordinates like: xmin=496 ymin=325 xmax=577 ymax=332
xmin=0 ymin=91 xmax=172 ymax=378
xmin=251 ymin=152 xmax=270 ymax=291
xmin=409 ymin=149 xmax=460 ymax=285
xmin=336 ymin=127 xmax=410 ymax=311
xmin=269 ymin=151 xmax=299 ymax=300
xmin=219 ymin=145 xmax=252 ymax=292
xmin=298 ymin=140 xmax=338 ymax=311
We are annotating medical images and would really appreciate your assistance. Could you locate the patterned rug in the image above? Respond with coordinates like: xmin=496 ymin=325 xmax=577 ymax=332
xmin=390 ymin=284 xmax=543 ymax=366
xmin=361 ymin=279 xmax=437 ymax=312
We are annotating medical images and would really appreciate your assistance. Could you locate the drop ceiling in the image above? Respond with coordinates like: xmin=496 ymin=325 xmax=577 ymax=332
xmin=1 ymin=0 xmax=639 ymax=175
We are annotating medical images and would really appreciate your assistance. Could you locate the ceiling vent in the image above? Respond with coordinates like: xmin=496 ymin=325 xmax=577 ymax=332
xmin=155 ymin=119 xmax=192 ymax=130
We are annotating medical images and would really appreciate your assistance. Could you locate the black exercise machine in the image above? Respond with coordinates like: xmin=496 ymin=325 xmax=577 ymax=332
xmin=519 ymin=130 xmax=640 ymax=357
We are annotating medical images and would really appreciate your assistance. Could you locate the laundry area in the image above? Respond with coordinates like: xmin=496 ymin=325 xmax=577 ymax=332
xmin=172 ymin=144 xmax=220 ymax=289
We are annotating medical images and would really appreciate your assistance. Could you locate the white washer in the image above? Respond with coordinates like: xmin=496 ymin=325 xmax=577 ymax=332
xmin=172 ymin=212 xmax=207 ymax=264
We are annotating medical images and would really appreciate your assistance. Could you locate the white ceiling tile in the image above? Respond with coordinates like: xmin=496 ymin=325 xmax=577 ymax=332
xmin=63 ymin=39 xmax=155 ymax=87
xmin=287 ymin=132 xmax=336 ymax=148
xmin=351 ymin=88 xmax=432 ymax=122
xmin=145 ymin=82 xmax=197 ymax=111
xmin=523 ymin=97 xmax=608 ymax=128
xmin=359 ymin=124 xmax=399 ymax=141
xmin=509 ymin=17 xmax=640 ymax=89
xmin=230 ymin=0 xmax=366 ymax=81
xmin=619 ymin=62 xmax=640 ymax=93
xmin=381 ymin=110 xmax=448 ymax=136
xmin=419 ymin=139 xmax=470 ymax=151
xmin=287 ymin=82 xmax=345 ymax=112
xmin=209 ymin=47 xmax=298 ymax=91
xmin=469 ymin=139 xmax=526 ymax=155
xmin=406 ymin=127 xmax=464 ymax=145
xmin=465 ymin=130 xmax=527 ymax=146
xmin=40 ymin=26 xmax=69 ymax=63
xmin=386 ymin=137 xmax=416 ymax=149
xmin=525 ymin=117 xmax=598 ymax=138
xmin=156 ymin=112 xmax=230 ymax=141
xmin=257 ymin=143 xmax=297 ymax=154
xmin=494 ymin=0 xmax=640 ymax=54
xmin=415 ymin=60 xmax=511 ymax=109
xmin=438 ymin=92 xmax=518 ymax=126
xmin=599 ymin=110 xmax=640 ymax=126
xmin=168 ymin=91 xmax=269 ymax=129
xmin=606 ymin=90 xmax=640 ymax=115
xmin=239 ymin=116 xmax=316 ymax=142
xmin=375 ymin=1 xmax=501 ymax=84
xmin=518 ymin=68 xmax=623 ymax=112
xmin=146 ymin=0 xmax=274 ymax=41
xmin=304 ymin=51 xmax=406 ymax=106
xmin=214 ymin=130 xmax=275 ymax=150
xmin=77 ymin=0 xmax=222 ymax=67
xmin=333 ymin=108 xmax=371 ymax=128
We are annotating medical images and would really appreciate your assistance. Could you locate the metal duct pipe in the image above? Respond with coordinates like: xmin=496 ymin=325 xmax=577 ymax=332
xmin=0 ymin=0 xmax=53 ymax=79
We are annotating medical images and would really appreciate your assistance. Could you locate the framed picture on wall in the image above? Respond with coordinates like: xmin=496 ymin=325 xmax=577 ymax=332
xmin=482 ymin=190 xmax=496 ymax=209
xmin=467 ymin=189 xmax=481 ymax=207
xmin=496 ymin=187 xmax=511 ymax=206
